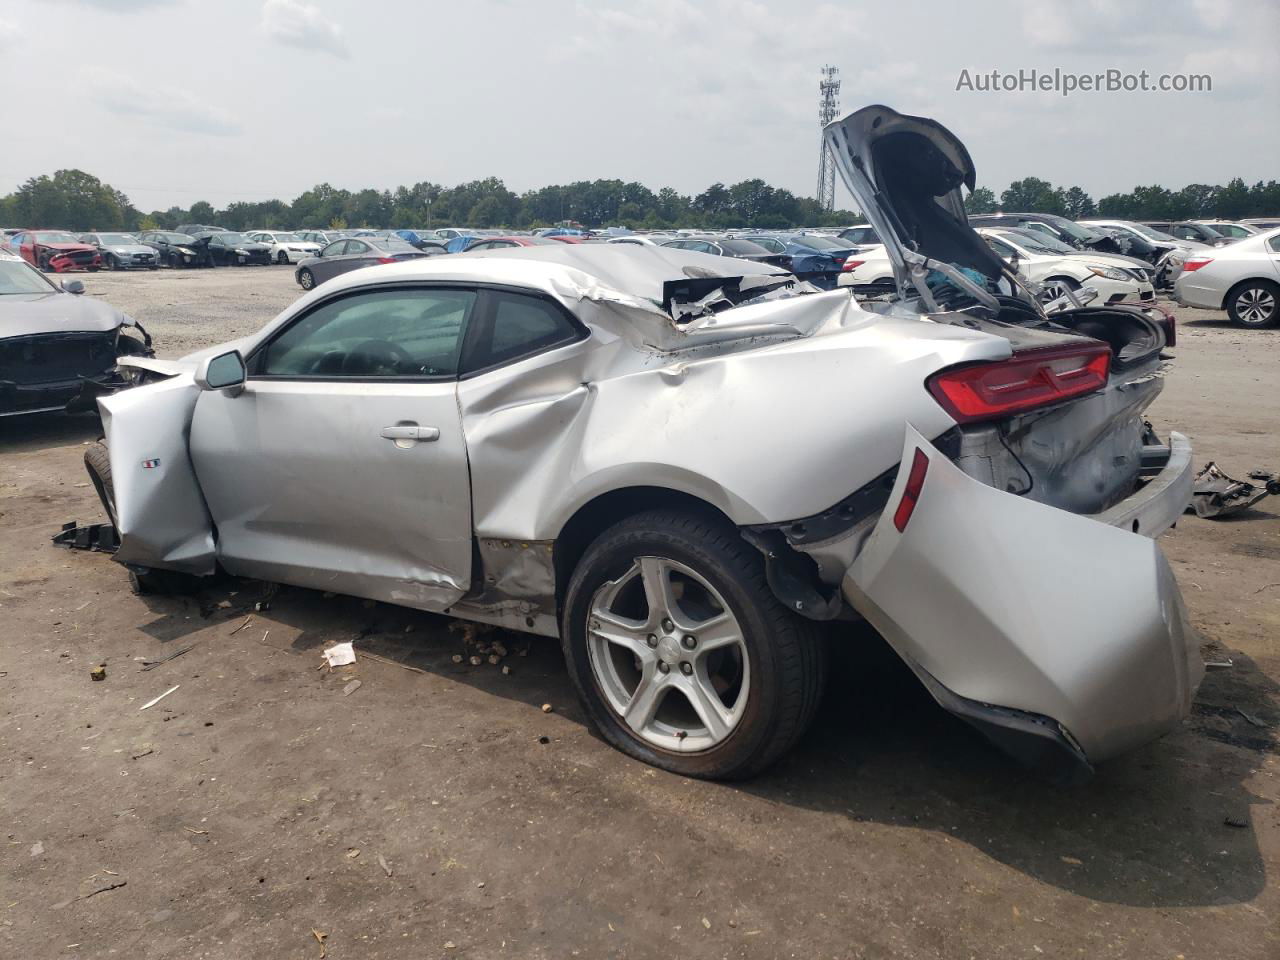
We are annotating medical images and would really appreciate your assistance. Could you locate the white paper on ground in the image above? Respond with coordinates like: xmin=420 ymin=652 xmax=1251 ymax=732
xmin=323 ymin=642 xmax=356 ymax=668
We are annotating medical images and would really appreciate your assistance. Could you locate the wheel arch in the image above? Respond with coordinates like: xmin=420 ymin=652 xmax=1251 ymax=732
xmin=1222 ymin=275 xmax=1280 ymax=312
xmin=552 ymin=485 xmax=735 ymax=611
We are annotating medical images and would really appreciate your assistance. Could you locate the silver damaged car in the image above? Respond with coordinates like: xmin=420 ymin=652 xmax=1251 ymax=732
xmin=85 ymin=106 xmax=1202 ymax=782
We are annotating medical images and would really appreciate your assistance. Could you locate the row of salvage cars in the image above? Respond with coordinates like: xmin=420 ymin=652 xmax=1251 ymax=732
xmin=22 ymin=106 xmax=1217 ymax=785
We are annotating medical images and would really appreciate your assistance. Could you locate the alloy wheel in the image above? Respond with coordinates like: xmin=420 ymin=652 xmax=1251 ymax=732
xmin=586 ymin=556 xmax=749 ymax=752
xmin=1235 ymin=286 xmax=1276 ymax=326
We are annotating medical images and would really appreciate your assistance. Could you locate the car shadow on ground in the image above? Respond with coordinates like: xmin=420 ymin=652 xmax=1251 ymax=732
xmin=128 ymin=578 xmax=1274 ymax=910
xmin=742 ymin=626 xmax=1275 ymax=909
xmin=0 ymin=411 xmax=101 ymax=454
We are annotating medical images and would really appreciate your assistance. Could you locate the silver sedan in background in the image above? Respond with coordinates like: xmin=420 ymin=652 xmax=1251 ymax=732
xmin=293 ymin=235 xmax=436 ymax=290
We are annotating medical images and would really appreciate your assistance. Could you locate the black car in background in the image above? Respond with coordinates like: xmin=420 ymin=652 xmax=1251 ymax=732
xmin=294 ymin=236 xmax=430 ymax=290
xmin=189 ymin=231 xmax=273 ymax=266
xmin=0 ymin=255 xmax=152 ymax=416
xmin=138 ymin=231 xmax=202 ymax=268
xmin=967 ymin=212 xmax=1126 ymax=255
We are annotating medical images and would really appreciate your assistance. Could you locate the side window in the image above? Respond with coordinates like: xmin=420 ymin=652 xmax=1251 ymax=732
xmin=1268 ymin=235 xmax=1280 ymax=254
xmin=985 ymin=238 xmax=1017 ymax=259
xmin=463 ymin=292 xmax=581 ymax=374
xmin=348 ymin=241 xmax=369 ymax=255
xmin=689 ymin=241 xmax=715 ymax=253
xmin=320 ymin=241 xmax=345 ymax=257
xmin=258 ymin=288 xmax=477 ymax=379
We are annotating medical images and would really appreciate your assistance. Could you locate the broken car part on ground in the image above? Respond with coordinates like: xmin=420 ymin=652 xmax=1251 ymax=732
xmin=72 ymin=105 xmax=1204 ymax=784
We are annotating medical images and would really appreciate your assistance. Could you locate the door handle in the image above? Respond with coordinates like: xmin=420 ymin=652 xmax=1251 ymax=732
xmin=380 ymin=425 xmax=440 ymax=442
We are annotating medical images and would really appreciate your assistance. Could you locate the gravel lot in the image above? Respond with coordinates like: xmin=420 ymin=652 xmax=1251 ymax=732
xmin=2 ymin=269 xmax=1278 ymax=959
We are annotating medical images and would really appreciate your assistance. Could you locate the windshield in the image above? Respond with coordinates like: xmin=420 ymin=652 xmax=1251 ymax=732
xmin=1195 ymin=224 xmax=1226 ymax=240
xmin=216 ymin=233 xmax=249 ymax=244
xmin=1004 ymin=229 xmax=1074 ymax=254
xmin=0 ymin=259 xmax=57 ymax=294
xmin=841 ymin=226 xmax=881 ymax=245
xmin=272 ymin=233 xmax=302 ymax=242
xmin=1120 ymin=222 xmax=1176 ymax=242
xmin=165 ymin=233 xmax=196 ymax=243
xmin=792 ymin=234 xmax=850 ymax=250
xmin=370 ymin=238 xmax=419 ymax=253
xmin=99 ymin=234 xmax=137 ymax=245
xmin=33 ymin=232 xmax=81 ymax=244
xmin=718 ymin=239 xmax=773 ymax=256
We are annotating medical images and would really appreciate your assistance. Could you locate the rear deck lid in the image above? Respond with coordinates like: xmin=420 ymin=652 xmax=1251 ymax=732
xmin=824 ymin=105 xmax=1006 ymax=295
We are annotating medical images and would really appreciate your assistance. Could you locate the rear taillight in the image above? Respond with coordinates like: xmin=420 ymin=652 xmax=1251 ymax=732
xmin=1181 ymin=257 xmax=1212 ymax=272
xmin=375 ymin=256 xmax=397 ymax=264
xmin=842 ymin=259 xmax=864 ymax=272
xmin=893 ymin=448 xmax=930 ymax=532
xmin=927 ymin=344 xmax=1112 ymax=424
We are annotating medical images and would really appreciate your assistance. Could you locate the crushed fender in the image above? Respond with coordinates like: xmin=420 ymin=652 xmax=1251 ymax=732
xmin=1188 ymin=462 xmax=1280 ymax=519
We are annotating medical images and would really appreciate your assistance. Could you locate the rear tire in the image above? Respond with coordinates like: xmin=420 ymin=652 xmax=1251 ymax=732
xmin=561 ymin=509 xmax=826 ymax=780
xmin=1226 ymin=280 xmax=1279 ymax=328
xmin=83 ymin=440 xmax=203 ymax=596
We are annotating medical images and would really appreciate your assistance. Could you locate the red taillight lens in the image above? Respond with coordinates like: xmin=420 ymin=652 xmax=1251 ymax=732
xmin=893 ymin=448 xmax=930 ymax=532
xmin=1181 ymin=257 xmax=1212 ymax=272
xmin=842 ymin=259 xmax=864 ymax=272
xmin=375 ymin=256 xmax=397 ymax=264
xmin=927 ymin=344 xmax=1112 ymax=424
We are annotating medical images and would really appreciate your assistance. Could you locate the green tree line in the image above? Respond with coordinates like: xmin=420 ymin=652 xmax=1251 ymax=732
xmin=965 ymin=176 xmax=1280 ymax=221
xmin=0 ymin=171 xmax=857 ymax=232
xmin=3 ymin=169 xmax=1277 ymax=234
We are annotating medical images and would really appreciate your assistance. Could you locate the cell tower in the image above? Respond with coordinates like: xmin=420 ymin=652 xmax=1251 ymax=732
xmin=816 ymin=65 xmax=841 ymax=211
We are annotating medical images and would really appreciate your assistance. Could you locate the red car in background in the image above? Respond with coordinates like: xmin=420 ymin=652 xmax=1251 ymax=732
xmin=10 ymin=230 xmax=103 ymax=272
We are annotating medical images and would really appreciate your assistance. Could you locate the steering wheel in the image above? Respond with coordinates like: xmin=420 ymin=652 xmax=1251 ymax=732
xmin=341 ymin=339 xmax=416 ymax=376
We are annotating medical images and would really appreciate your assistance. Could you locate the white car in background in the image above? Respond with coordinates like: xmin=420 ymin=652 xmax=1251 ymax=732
xmin=1174 ymin=227 xmax=1280 ymax=327
xmin=976 ymin=228 xmax=1155 ymax=305
xmin=248 ymin=231 xmax=321 ymax=265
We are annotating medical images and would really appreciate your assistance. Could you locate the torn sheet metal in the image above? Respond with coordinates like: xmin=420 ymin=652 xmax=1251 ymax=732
xmin=51 ymin=521 xmax=119 ymax=553
xmin=1189 ymin=462 xmax=1280 ymax=518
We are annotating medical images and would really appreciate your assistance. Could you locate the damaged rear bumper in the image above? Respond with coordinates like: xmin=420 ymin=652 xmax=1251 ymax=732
xmin=841 ymin=425 xmax=1204 ymax=781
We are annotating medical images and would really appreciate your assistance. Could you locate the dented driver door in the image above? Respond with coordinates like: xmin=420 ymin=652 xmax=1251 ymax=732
xmin=188 ymin=286 xmax=478 ymax=610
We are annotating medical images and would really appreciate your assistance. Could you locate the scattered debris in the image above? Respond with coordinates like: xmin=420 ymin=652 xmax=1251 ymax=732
xmin=141 ymin=643 xmax=198 ymax=671
xmin=1255 ymin=582 xmax=1280 ymax=595
xmin=346 ymin=848 xmax=360 ymax=859
xmin=469 ymin=656 xmax=483 ymax=666
xmin=130 ymin=749 xmax=154 ymax=760
xmin=229 ymin=616 xmax=253 ymax=636
xmin=1059 ymin=856 xmax=1083 ymax=866
xmin=451 ymin=654 xmax=464 ymax=664
xmin=1224 ymin=816 xmax=1248 ymax=829
xmin=139 ymin=685 xmax=180 ymax=711
xmin=702 ymin=917 xmax=711 ymax=930
xmin=51 ymin=521 xmax=119 ymax=554
xmin=1188 ymin=462 xmax=1280 ymax=519
xmin=342 ymin=679 xmax=362 ymax=696
xmin=89 ymin=665 xmax=106 ymax=682
xmin=29 ymin=841 xmax=43 ymax=857
xmin=311 ymin=928 xmax=328 ymax=959
xmin=323 ymin=642 xmax=357 ymax=668
xmin=183 ymin=827 xmax=208 ymax=836
xmin=378 ymin=854 xmax=393 ymax=877
xmin=501 ymin=665 xmax=512 ymax=675
xmin=537 ymin=736 xmax=550 ymax=745
xmin=1204 ymin=658 xmax=1234 ymax=671
xmin=541 ymin=703 xmax=553 ymax=714
xmin=1236 ymin=708 xmax=1268 ymax=728
xmin=53 ymin=880 xmax=126 ymax=910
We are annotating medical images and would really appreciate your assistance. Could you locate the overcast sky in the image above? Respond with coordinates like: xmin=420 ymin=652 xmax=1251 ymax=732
xmin=0 ymin=0 xmax=1275 ymax=213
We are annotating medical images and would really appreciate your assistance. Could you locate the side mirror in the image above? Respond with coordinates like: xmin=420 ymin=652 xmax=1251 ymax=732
xmin=195 ymin=350 xmax=247 ymax=396
xmin=62 ymin=279 xmax=86 ymax=295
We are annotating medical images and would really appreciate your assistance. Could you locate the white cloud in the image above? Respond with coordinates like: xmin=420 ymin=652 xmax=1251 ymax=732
xmin=86 ymin=68 xmax=242 ymax=136
xmin=260 ymin=0 xmax=348 ymax=59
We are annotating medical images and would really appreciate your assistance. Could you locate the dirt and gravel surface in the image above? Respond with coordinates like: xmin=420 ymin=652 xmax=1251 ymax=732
xmin=2 ymin=269 xmax=1277 ymax=959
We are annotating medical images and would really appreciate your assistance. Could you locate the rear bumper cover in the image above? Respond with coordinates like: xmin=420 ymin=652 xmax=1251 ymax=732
xmin=841 ymin=425 xmax=1204 ymax=780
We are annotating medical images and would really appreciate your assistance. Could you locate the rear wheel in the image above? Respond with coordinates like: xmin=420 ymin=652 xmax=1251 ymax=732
xmin=561 ymin=509 xmax=826 ymax=780
xmin=83 ymin=441 xmax=202 ymax=596
xmin=298 ymin=268 xmax=315 ymax=290
xmin=1226 ymin=280 xmax=1279 ymax=328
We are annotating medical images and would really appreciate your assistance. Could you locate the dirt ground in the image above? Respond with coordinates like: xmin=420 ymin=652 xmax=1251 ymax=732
xmin=2 ymin=269 xmax=1277 ymax=959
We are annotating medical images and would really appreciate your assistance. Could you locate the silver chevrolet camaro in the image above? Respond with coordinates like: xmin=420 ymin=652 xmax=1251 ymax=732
xmin=86 ymin=106 xmax=1202 ymax=782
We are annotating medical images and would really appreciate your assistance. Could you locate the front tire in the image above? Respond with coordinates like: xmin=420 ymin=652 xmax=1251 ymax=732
xmin=561 ymin=509 xmax=826 ymax=780
xmin=297 ymin=267 xmax=315 ymax=290
xmin=1226 ymin=280 xmax=1279 ymax=328
xmin=277 ymin=250 xmax=289 ymax=264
